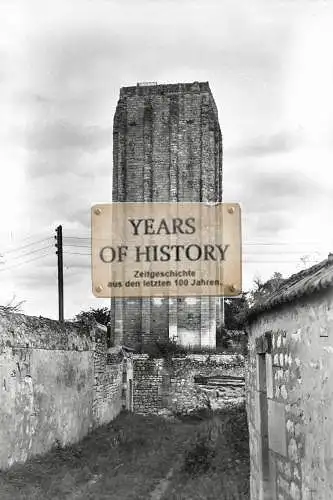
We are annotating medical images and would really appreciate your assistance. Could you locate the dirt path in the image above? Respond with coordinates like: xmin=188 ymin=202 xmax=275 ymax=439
xmin=0 ymin=406 xmax=249 ymax=500
xmin=150 ymin=466 xmax=175 ymax=500
xmin=67 ymin=473 xmax=102 ymax=499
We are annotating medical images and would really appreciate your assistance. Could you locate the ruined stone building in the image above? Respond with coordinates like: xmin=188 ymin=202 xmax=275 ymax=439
xmin=111 ymin=82 xmax=223 ymax=349
xmin=246 ymin=254 xmax=333 ymax=499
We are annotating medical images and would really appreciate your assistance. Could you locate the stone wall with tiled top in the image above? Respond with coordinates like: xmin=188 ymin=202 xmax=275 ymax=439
xmin=247 ymin=287 xmax=333 ymax=500
xmin=0 ymin=309 xmax=131 ymax=470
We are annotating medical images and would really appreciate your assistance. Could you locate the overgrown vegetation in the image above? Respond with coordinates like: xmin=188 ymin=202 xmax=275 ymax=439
xmin=222 ymin=293 xmax=249 ymax=330
xmin=249 ymin=271 xmax=285 ymax=307
xmin=74 ymin=306 xmax=110 ymax=326
xmin=0 ymin=295 xmax=25 ymax=314
xmin=138 ymin=336 xmax=247 ymax=359
xmin=168 ymin=403 xmax=250 ymax=499
xmin=137 ymin=339 xmax=187 ymax=358
xmin=183 ymin=434 xmax=216 ymax=475
xmin=216 ymin=327 xmax=248 ymax=355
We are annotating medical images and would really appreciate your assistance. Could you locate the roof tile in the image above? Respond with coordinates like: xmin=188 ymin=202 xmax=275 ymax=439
xmin=248 ymin=255 xmax=333 ymax=320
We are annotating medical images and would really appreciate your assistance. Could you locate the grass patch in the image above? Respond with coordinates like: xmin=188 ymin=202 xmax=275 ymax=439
xmin=0 ymin=412 xmax=193 ymax=500
xmin=167 ymin=403 xmax=250 ymax=499
xmin=183 ymin=436 xmax=216 ymax=475
xmin=0 ymin=406 xmax=249 ymax=499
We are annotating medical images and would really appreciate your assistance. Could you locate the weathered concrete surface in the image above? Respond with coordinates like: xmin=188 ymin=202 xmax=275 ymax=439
xmin=247 ymin=288 xmax=333 ymax=500
xmin=0 ymin=309 xmax=132 ymax=470
xmin=133 ymin=354 xmax=245 ymax=416
xmin=30 ymin=349 xmax=94 ymax=454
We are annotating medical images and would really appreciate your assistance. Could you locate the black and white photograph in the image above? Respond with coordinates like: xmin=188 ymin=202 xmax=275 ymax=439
xmin=1 ymin=0 xmax=333 ymax=498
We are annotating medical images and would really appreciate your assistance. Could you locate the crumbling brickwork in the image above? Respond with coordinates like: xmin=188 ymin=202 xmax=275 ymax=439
xmin=111 ymin=82 xmax=223 ymax=349
xmin=132 ymin=356 xmax=165 ymax=414
xmin=93 ymin=327 xmax=123 ymax=426
xmin=0 ymin=309 xmax=132 ymax=470
xmin=133 ymin=354 xmax=245 ymax=416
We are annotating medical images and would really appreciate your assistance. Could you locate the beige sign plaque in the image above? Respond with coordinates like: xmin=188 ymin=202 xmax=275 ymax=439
xmin=91 ymin=203 xmax=241 ymax=298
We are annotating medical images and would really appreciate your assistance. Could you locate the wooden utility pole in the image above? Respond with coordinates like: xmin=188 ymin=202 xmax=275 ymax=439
xmin=55 ymin=225 xmax=64 ymax=322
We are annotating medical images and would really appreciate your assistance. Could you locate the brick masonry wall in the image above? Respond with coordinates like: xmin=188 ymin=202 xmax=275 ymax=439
xmin=247 ymin=287 xmax=333 ymax=500
xmin=0 ymin=309 xmax=130 ymax=470
xmin=133 ymin=356 xmax=165 ymax=414
xmin=112 ymin=82 xmax=223 ymax=348
xmin=133 ymin=354 xmax=245 ymax=416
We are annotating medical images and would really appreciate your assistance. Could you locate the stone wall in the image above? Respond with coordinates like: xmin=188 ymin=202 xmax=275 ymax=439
xmin=133 ymin=354 xmax=245 ymax=416
xmin=93 ymin=326 xmax=125 ymax=426
xmin=247 ymin=287 xmax=333 ymax=500
xmin=0 ymin=309 xmax=132 ymax=470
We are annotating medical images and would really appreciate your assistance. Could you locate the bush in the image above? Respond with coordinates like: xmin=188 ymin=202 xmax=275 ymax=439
xmin=216 ymin=327 xmax=249 ymax=355
xmin=182 ymin=345 xmax=225 ymax=354
xmin=140 ymin=340 xmax=187 ymax=359
xmin=216 ymin=326 xmax=233 ymax=349
xmin=137 ymin=336 xmax=248 ymax=358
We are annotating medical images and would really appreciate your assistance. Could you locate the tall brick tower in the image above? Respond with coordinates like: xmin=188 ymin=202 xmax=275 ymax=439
xmin=111 ymin=81 xmax=223 ymax=349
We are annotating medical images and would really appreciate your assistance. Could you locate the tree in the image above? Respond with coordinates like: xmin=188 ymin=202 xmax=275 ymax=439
xmin=216 ymin=272 xmax=285 ymax=350
xmin=216 ymin=293 xmax=249 ymax=351
xmin=223 ymin=293 xmax=249 ymax=330
xmin=249 ymin=272 xmax=285 ymax=307
xmin=74 ymin=307 xmax=110 ymax=326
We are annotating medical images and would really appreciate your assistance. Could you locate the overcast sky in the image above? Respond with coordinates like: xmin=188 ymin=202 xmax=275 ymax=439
xmin=1 ymin=0 xmax=333 ymax=319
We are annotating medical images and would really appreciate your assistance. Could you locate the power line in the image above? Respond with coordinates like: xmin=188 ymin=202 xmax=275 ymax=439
xmin=2 ymin=237 xmax=53 ymax=255
xmin=3 ymin=244 xmax=55 ymax=261
xmin=63 ymin=243 xmax=325 ymax=252
xmin=64 ymin=237 xmax=328 ymax=246
xmin=244 ymin=261 xmax=319 ymax=265
xmin=3 ymin=231 xmax=53 ymax=245
xmin=63 ymin=244 xmax=91 ymax=248
xmin=0 ymin=252 xmax=53 ymax=272
xmin=64 ymin=236 xmax=90 ymax=240
xmin=64 ymin=242 xmax=321 ymax=250
xmin=61 ymin=254 xmax=320 ymax=263
xmin=244 ymin=249 xmax=321 ymax=253
xmin=64 ymin=251 xmax=91 ymax=256
xmin=243 ymin=242 xmax=325 ymax=246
